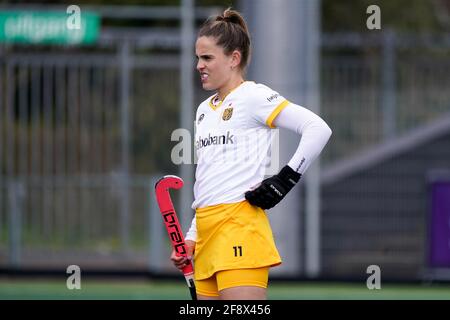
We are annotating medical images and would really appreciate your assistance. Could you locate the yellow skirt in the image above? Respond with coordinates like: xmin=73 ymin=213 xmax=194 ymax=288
xmin=194 ymin=200 xmax=282 ymax=280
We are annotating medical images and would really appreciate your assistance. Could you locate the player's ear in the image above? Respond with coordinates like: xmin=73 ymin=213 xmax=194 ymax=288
xmin=230 ymin=50 xmax=242 ymax=69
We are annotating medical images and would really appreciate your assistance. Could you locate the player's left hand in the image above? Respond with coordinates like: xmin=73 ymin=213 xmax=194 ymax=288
xmin=245 ymin=165 xmax=301 ymax=210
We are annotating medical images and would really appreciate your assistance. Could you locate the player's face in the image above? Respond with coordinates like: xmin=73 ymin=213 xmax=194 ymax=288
xmin=195 ymin=36 xmax=234 ymax=92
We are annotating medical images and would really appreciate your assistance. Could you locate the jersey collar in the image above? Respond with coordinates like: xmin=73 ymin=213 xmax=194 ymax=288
xmin=208 ymin=81 xmax=249 ymax=111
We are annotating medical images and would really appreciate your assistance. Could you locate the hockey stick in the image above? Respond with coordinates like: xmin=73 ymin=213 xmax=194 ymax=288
xmin=154 ymin=175 xmax=197 ymax=300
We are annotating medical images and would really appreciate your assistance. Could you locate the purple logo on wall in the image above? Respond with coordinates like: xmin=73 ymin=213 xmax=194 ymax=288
xmin=429 ymin=182 xmax=450 ymax=267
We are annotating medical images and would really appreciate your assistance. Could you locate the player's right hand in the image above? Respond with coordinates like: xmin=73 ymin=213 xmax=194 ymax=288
xmin=245 ymin=165 xmax=301 ymax=210
xmin=170 ymin=240 xmax=196 ymax=271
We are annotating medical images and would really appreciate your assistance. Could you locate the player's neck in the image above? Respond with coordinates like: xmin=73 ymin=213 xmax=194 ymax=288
xmin=217 ymin=77 xmax=245 ymax=101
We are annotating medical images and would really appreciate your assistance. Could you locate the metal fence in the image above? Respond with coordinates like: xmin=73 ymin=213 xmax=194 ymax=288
xmin=1 ymin=6 xmax=450 ymax=279
xmin=321 ymin=32 xmax=450 ymax=165
xmin=0 ymin=48 xmax=172 ymax=270
xmin=0 ymin=5 xmax=197 ymax=271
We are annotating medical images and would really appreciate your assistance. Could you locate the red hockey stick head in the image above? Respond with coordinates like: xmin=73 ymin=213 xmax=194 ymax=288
xmin=155 ymin=175 xmax=184 ymax=192
xmin=154 ymin=175 xmax=184 ymax=221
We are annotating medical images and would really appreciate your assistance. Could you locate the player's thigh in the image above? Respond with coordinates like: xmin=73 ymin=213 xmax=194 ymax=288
xmin=219 ymin=286 xmax=266 ymax=300
xmin=216 ymin=267 xmax=269 ymax=300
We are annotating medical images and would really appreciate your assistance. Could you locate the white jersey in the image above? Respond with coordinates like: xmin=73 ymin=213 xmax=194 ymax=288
xmin=192 ymin=81 xmax=289 ymax=209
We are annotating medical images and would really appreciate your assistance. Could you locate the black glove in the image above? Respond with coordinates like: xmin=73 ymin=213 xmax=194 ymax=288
xmin=245 ymin=165 xmax=301 ymax=210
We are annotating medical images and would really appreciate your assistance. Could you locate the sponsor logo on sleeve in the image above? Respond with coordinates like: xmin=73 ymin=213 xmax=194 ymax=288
xmin=266 ymin=93 xmax=280 ymax=103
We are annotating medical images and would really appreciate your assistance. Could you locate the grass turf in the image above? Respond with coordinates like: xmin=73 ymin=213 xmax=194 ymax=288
xmin=1 ymin=279 xmax=449 ymax=300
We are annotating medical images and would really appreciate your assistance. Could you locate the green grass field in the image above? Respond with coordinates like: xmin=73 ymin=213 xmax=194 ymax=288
xmin=1 ymin=279 xmax=450 ymax=300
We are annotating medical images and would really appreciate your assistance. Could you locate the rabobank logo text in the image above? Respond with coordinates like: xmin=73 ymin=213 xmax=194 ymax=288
xmin=196 ymin=131 xmax=234 ymax=150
